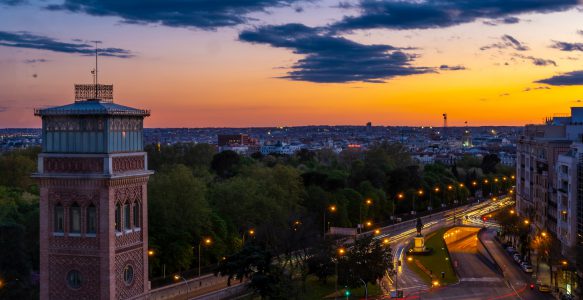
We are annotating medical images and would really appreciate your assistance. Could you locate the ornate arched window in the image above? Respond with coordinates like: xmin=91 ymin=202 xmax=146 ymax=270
xmin=124 ymin=202 xmax=131 ymax=230
xmin=54 ymin=203 xmax=64 ymax=233
xmin=115 ymin=202 xmax=122 ymax=232
xmin=70 ymin=203 xmax=81 ymax=234
xmin=87 ymin=204 xmax=97 ymax=235
xmin=133 ymin=201 xmax=140 ymax=228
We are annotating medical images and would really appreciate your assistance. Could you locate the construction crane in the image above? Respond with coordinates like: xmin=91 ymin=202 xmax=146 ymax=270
xmin=442 ymin=113 xmax=447 ymax=140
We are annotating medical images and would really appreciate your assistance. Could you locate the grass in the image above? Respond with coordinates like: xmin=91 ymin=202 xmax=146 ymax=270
xmin=406 ymin=227 xmax=458 ymax=285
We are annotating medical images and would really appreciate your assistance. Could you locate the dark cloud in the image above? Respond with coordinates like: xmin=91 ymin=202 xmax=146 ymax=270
xmin=481 ymin=35 xmax=529 ymax=51
xmin=551 ymin=41 xmax=583 ymax=51
xmin=46 ymin=0 xmax=302 ymax=30
xmin=0 ymin=31 xmax=133 ymax=58
xmin=578 ymin=30 xmax=583 ymax=36
xmin=0 ymin=0 xmax=25 ymax=5
xmin=483 ymin=16 xmax=521 ymax=26
xmin=23 ymin=58 xmax=49 ymax=64
xmin=523 ymin=86 xmax=551 ymax=91
xmin=239 ymin=23 xmax=432 ymax=83
xmin=331 ymin=0 xmax=578 ymax=32
xmin=439 ymin=64 xmax=466 ymax=71
xmin=536 ymin=70 xmax=583 ymax=85
xmin=513 ymin=54 xmax=557 ymax=66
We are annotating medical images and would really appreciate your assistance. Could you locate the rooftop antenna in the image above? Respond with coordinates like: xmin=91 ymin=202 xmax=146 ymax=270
xmin=442 ymin=113 xmax=448 ymax=140
xmin=94 ymin=41 xmax=98 ymax=99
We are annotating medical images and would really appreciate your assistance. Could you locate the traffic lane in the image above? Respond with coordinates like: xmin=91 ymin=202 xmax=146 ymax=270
xmin=480 ymin=230 xmax=554 ymax=300
xmin=447 ymin=232 xmax=499 ymax=279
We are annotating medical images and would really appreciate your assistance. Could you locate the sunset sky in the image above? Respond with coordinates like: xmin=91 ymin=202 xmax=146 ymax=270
xmin=1 ymin=0 xmax=583 ymax=128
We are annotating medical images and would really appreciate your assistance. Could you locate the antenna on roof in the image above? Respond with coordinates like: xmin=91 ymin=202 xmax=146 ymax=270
xmin=94 ymin=41 xmax=98 ymax=98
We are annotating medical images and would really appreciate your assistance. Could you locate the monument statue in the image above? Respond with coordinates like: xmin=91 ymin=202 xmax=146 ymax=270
xmin=416 ymin=217 xmax=423 ymax=236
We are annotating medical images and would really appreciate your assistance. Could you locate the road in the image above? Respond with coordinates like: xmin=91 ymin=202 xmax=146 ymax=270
xmin=480 ymin=229 xmax=554 ymax=300
xmin=372 ymin=197 xmax=514 ymax=296
xmin=421 ymin=227 xmax=515 ymax=300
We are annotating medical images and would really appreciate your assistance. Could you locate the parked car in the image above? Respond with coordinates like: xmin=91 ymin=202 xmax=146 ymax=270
xmin=521 ymin=264 xmax=533 ymax=273
xmin=513 ymin=253 xmax=522 ymax=263
xmin=538 ymin=284 xmax=551 ymax=293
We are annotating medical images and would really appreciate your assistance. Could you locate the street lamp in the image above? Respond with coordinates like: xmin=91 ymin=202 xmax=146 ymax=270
xmin=524 ymin=219 xmax=530 ymax=225
xmin=393 ymin=193 xmax=404 ymax=222
xmin=198 ymin=238 xmax=212 ymax=277
xmin=173 ymin=274 xmax=190 ymax=300
xmin=148 ymin=249 xmax=155 ymax=257
xmin=413 ymin=189 xmax=423 ymax=214
xmin=359 ymin=199 xmax=373 ymax=233
xmin=324 ymin=205 xmax=337 ymax=235
xmin=374 ymin=228 xmax=381 ymax=235
xmin=242 ymin=228 xmax=255 ymax=245
xmin=335 ymin=247 xmax=346 ymax=298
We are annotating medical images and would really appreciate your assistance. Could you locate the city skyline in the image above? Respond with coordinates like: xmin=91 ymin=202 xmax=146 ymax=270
xmin=1 ymin=0 xmax=583 ymax=128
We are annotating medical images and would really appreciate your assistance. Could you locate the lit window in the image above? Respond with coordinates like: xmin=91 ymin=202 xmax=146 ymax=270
xmin=115 ymin=203 xmax=121 ymax=232
xmin=70 ymin=203 xmax=81 ymax=234
xmin=54 ymin=204 xmax=64 ymax=233
xmin=133 ymin=202 xmax=140 ymax=228
xmin=87 ymin=204 xmax=97 ymax=235
xmin=123 ymin=265 xmax=134 ymax=285
xmin=66 ymin=270 xmax=81 ymax=289
xmin=124 ymin=203 xmax=131 ymax=230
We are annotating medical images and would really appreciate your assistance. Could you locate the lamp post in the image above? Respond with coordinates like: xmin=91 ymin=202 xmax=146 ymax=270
xmin=335 ymin=247 xmax=346 ymax=299
xmin=393 ymin=193 xmax=404 ymax=222
xmin=324 ymin=205 xmax=337 ymax=235
xmin=359 ymin=199 xmax=373 ymax=233
xmin=432 ymin=187 xmax=440 ymax=211
xmin=413 ymin=189 xmax=423 ymax=215
xmin=242 ymin=228 xmax=255 ymax=245
xmin=198 ymin=237 xmax=212 ymax=278
xmin=148 ymin=249 xmax=155 ymax=277
xmin=173 ymin=274 xmax=190 ymax=300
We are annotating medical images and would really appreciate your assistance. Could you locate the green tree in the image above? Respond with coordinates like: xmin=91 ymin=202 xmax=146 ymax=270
xmin=338 ymin=236 xmax=393 ymax=290
xmin=148 ymin=164 xmax=212 ymax=273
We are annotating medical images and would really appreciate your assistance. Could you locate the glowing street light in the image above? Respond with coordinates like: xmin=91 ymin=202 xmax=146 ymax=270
xmin=472 ymin=181 xmax=477 ymax=186
xmin=148 ymin=249 xmax=155 ymax=257
xmin=398 ymin=193 xmax=404 ymax=199
xmin=382 ymin=238 xmax=390 ymax=245
xmin=418 ymin=190 xmax=424 ymax=195
xmin=459 ymin=183 xmax=464 ymax=188
xmin=198 ymin=237 xmax=213 ymax=277
xmin=434 ymin=187 xmax=440 ymax=192
xmin=510 ymin=209 xmax=515 ymax=214
xmin=338 ymin=247 xmax=346 ymax=256
xmin=524 ymin=219 xmax=530 ymax=225
xmin=365 ymin=220 xmax=373 ymax=227
xmin=365 ymin=199 xmax=372 ymax=205
xmin=541 ymin=232 xmax=547 ymax=238
xmin=374 ymin=229 xmax=381 ymax=235
xmin=448 ymin=185 xmax=453 ymax=190
xmin=561 ymin=260 xmax=568 ymax=266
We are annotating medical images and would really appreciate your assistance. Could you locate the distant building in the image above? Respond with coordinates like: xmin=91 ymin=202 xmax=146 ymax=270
xmin=260 ymin=141 xmax=304 ymax=155
xmin=218 ymin=134 xmax=253 ymax=146
xmin=217 ymin=134 xmax=259 ymax=154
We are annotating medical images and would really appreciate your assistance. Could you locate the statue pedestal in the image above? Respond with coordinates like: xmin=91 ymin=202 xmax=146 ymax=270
xmin=412 ymin=236 xmax=426 ymax=253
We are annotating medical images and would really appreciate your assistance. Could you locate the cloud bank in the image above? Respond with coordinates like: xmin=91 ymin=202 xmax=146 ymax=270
xmin=239 ymin=24 xmax=432 ymax=83
xmin=0 ymin=31 xmax=133 ymax=58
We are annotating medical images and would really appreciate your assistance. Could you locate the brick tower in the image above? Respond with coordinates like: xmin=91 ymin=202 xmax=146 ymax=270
xmin=34 ymin=83 xmax=152 ymax=299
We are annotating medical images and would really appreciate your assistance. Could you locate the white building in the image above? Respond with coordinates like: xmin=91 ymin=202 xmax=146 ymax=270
xmin=556 ymin=143 xmax=581 ymax=260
